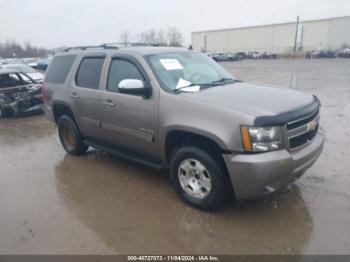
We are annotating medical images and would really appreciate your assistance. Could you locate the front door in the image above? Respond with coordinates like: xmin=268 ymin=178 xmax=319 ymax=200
xmin=100 ymin=57 xmax=158 ymax=157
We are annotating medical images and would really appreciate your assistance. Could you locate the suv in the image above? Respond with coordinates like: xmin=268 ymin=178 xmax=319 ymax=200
xmin=43 ymin=46 xmax=325 ymax=210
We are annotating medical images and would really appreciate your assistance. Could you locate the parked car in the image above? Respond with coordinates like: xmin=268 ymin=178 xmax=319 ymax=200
xmin=319 ymin=50 xmax=337 ymax=58
xmin=247 ymin=51 xmax=263 ymax=59
xmin=28 ymin=57 xmax=52 ymax=71
xmin=36 ymin=58 xmax=51 ymax=71
xmin=262 ymin=52 xmax=277 ymax=59
xmin=305 ymin=50 xmax=320 ymax=59
xmin=338 ymin=48 xmax=350 ymax=58
xmin=236 ymin=52 xmax=247 ymax=60
xmin=0 ymin=70 xmax=43 ymax=117
xmin=211 ymin=52 xmax=227 ymax=61
xmin=306 ymin=50 xmax=336 ymax=59
xmin=43 ymin=46 xmax=325 ymax=210
xmin=226 ymin=52 xmax=240 ymax=61
xmin=212 ymin=52 xmax=239 ymax=61
xmin=0 ymin=64 xmax=44 ymax=82
xmin=28 ymin=60 xmax=39 ymax=69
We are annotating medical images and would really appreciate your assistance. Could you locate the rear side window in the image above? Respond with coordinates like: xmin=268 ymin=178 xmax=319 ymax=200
xmin=45 ymin=55 xmax=76 ymax=84
xmin=76 ymin=57 xmax=105 ymax=89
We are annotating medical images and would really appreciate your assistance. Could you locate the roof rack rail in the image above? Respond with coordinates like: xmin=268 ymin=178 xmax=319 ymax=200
xmin=101 ymin=42 xmax=161 ymax=48
xmin=63 ymin=45 xmax=119 ymax=52
xmin=62 ymin=42 xmax=162 ymax=52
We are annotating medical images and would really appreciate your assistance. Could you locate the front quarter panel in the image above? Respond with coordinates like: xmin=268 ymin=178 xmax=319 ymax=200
xmin=159 ymin=92 xmax=255 ymax=160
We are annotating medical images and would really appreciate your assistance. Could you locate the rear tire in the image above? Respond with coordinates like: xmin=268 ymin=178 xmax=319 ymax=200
xmin=58 ymin=115 xmax=88 ymax=155
xmin=170 ymin=146 xmax=229 ymax=211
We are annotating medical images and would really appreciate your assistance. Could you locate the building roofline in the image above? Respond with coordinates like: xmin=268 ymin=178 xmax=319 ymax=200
xmin=192 ymin=15 xmax=350 ymax=34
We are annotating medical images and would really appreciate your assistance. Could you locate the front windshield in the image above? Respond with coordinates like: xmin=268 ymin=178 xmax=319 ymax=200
xmin=146 ymin=52 xmax=235 ymax=92
xmin=19 ymin=73 xmax=35 ymax=84
xmin=7 ymin=65 xmax=37 ymax=73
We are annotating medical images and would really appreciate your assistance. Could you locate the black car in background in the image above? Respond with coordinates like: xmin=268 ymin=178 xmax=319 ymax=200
xmin=0 ymin=71 xmax=43 ymax=117
xmin=320 ymin=50 xmax=337 ymax=58
xmin=236 ymin=52 xmax=247 ymax=60
xmin=306 ymin=50 xmax=337 ymax=59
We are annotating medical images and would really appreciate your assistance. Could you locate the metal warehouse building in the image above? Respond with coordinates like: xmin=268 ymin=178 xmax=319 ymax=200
xmin=192 ymin=15 xmax=350 ymax=54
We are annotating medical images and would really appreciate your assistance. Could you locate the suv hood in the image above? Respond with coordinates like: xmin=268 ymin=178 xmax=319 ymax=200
xmin=182 ymin=82 xmax=316 ymax=119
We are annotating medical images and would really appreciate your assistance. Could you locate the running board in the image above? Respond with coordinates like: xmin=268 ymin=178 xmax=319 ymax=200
xmin=84 ymin=139 xmax=167 ymax=170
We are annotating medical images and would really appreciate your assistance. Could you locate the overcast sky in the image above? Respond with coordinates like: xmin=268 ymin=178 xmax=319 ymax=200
xmin=1 ymin=0 xmax=349 ymax=48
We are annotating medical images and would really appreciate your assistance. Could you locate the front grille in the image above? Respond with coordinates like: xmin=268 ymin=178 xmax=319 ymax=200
xmin=286 ymin=111 xmax=319 ymax=150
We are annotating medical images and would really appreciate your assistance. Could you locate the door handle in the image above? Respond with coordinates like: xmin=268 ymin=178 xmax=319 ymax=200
xmin=70 ymin=93 xmax=80 ymax=99
xmin=102 ymin=100 xmax=116 ymax=107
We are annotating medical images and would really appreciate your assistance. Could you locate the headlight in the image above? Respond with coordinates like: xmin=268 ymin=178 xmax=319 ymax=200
xmin=240 ymin=126 xmax=283 ymax=152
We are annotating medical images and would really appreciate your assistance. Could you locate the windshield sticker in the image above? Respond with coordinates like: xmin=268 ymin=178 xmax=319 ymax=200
xmin=160 ymin=59 xmax=184 ymax=70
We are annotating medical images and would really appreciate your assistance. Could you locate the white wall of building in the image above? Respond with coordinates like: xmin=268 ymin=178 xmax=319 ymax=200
xmin=192 ymin=16 xmax=350 ymax=53
xmin=227 ymin=26 xmax=274 ymax=52
xmin=328 ymin=17 xmax=350 ymax=49
xmin=271 ymin=23 xmax=296 ymax=53
xmin=302 ymin=20 xmax=330 ymax=50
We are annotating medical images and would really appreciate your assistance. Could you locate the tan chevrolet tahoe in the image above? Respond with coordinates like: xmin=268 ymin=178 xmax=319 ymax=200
xmin=43 ymin=45 xmax=325 ymax=210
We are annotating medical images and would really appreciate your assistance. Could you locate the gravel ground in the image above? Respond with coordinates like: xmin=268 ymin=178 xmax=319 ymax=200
xmin=0 ymin=58 xmax=349 ymax=255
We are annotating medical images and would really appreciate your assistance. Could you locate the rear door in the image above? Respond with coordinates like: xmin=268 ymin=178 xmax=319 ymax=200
xmin=100 ymin=55 xmax=158 ymax=157
xmin=70 ymin=55 xmax=106 ymax=139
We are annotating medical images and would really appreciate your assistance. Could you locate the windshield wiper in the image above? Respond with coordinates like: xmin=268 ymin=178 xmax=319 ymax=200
xmin=173 ymin=83 xmax=219 ymax=93
xmin=173 ymin=83 xmax=200 ymax=93
xmin=210 ymin=78 xmax=237 ymax=84
xmin=173 ymin=78 xmax=241 ymax=93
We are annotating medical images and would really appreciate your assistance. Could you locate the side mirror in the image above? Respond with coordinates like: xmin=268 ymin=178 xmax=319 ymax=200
xmin=118 ymin=79 xmax=151 ymax=97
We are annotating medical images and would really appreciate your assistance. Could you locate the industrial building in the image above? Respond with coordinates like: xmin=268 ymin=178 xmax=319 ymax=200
xmin=192 ymin=15 xmax=350 ymax=54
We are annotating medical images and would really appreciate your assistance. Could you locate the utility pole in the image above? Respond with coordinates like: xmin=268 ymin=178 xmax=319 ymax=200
xmin=293 ymin=15 xmax=300 ymax=58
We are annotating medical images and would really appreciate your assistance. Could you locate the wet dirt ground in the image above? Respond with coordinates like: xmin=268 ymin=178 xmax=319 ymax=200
xmin=0 ymin=59 xmax=349 ymax=255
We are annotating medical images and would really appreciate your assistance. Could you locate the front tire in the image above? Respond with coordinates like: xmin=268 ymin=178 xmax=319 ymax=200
xmin=170 ymin=146 xmax=229 ymax=211
xmin=58 ymin=115 xmax=88 ymax=155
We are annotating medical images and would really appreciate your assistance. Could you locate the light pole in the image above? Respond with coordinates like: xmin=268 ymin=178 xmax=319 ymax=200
xmin=293 ymin=15 xmax=300 ymax=58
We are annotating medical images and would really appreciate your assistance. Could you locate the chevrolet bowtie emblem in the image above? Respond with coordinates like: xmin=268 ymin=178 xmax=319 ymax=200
xmin=307 ymin=120 xmax=318 ymax=131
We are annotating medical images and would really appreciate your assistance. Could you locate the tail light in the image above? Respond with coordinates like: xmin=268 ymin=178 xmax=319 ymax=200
xmin=40 ymin=82 xmax=49 ymax=103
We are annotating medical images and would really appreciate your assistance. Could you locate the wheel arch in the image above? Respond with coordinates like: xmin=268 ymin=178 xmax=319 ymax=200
xmin=163 ymin=127 xmax=228 ymax=164
xmin=52 ymin=102 xmax=76 ymax=124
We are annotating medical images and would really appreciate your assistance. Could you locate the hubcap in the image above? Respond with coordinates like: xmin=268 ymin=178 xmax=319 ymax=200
xmin=178 ymin=159 xmax=212 ymax=199
xmin=61 ymin=121 xmax=76 ymax=150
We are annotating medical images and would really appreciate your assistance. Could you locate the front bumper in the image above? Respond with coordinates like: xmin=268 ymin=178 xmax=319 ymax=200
xmin=223 ymin=127 xmax=325 ymax=200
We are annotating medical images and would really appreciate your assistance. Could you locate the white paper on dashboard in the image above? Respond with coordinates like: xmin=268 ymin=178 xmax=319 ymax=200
xmin=176 ymin=78 xmax=192 ymax=89
xmin=160 ymin=59 xmax=184 ymax=70
xmin=175 ymin=78 xmax=200 ymax=92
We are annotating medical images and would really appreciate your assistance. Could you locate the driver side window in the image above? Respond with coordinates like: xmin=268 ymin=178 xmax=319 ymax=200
xmin=107 ymin=59 xmax=144 ymax=93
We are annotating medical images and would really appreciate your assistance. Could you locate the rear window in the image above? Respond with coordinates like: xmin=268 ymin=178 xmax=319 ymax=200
xmin=45 ymin=55 xmax=76 ymax=84
xmin=76 ymin=57 xmax=105 ymax=89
